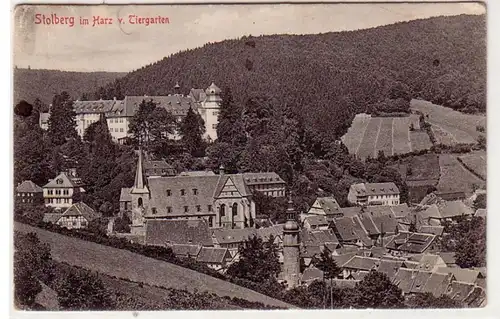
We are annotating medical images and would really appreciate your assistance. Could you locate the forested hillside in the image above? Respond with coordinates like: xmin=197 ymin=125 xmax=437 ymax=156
xmin=93 ymin=14 xmax=485 ymax=145
xmin=14 ymin=68 xmax=125 ymax=107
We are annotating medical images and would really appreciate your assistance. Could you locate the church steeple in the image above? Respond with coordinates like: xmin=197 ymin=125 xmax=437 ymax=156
xmin=131 ymin=148 xmax=149 ymax=194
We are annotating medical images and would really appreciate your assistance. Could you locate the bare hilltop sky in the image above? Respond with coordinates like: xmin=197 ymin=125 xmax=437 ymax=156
xmin=13 ymin=3 xmax=485 ymax=72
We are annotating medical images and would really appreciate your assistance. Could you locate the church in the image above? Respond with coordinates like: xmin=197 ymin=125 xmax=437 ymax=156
xmin=120 ymin=151 xmax=286 ymax=235
xmin=39 ymin=82 xmax=222 ymax=143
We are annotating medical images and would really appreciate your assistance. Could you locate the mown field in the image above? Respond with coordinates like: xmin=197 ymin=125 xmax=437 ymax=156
xmin=437 ymin=154 xmax=486 ymax=196
xmin=13 ymin=222 xmax=294 ymax=309
xmin=458 ymin=151 xmax=486 ymax=180
xmin=342 ymin=113 xmax=430 ymax=159
xmin=410 ymin=99 xmax=486 ymax=145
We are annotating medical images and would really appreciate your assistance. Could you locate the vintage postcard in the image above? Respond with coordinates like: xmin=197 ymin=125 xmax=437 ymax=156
xmin=12 ymin=2 xmax=487 ymax=313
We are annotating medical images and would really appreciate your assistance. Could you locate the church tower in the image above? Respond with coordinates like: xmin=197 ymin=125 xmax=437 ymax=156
xmin=130 ymin=149 xmax=150 ymax=233
xmin=282 ymin=192 xmax=301 ymax=289
xmin=199 ymin=82 xmax=222 ymax=142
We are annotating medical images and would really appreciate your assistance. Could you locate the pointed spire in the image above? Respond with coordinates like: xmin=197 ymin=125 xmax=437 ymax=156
xmin=131 ymin=148 xmax=149 ymax=194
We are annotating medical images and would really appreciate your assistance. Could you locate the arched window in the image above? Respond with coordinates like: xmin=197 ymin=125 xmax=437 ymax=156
xmin=219 ymin=204 xmax=226 ymax=227
xmin=138 ymin=197 xmax=143 ymax=207
xmin=232 ymin=203 xmax=238 ymax=216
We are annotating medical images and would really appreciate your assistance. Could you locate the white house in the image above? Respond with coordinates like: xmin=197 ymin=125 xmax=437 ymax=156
xmin=347 ymin=182 xmax=400 ymax=206
xmin=42 ymin=170 xmax=85 ymax=210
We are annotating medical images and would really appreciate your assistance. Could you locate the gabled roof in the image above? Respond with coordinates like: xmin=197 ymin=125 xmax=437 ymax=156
xmin=121 ymin=95 xmax=198 ymax=117
xmin=437 ymin=252 xmax=456 ymax=265
xmin=309 ymin=229 xmax=339 ymax=246
xmin=390 ymin=204 xmax=410 ymax=218
xmin=332 ymin=253 xmax=357 ymax=267
xmin=338 ymin=206 xmax=363 ymax=218
xmin=16 ymin=180 xmax=43 ymax=193
xmin=420 ymin=201 xmax=474 ymax=220
xmin=73 ymin=99 xmax=121 ymax=114
xmin=189 ymin=88 xmax=206 ymax=103
xmin=475 ymin=208 xmax=487 ymax=218
xmin=43 ymin=172 xmax=82 ymax=188
xmin=385 ymin=232 xmax=436 ymax=253
xmin=330 ymin=279 xmax=359 ymax=289
xmin=196 ymin=247 xmax=230 ymax=264
xmin=415 ymin=254 xmax=446 ymax=271
xmin=213 ymin=174 xmax=252 ymax=198
xmin=350 ymin=182 xmax=400 ymax=196
xmin=301 ymin=266 xmax=324 ymax=283
xmin=377 ymin=260 xmax=403 ymax=281
xmin=119 ymin=187 xmax=132 ymax=202
xmin=342 ymin=256 xmax=380 ymax=271
xmin=392 ymin=268 xmax=417 ymax=293
xmin=332 ymin=217 xmax=371 ymax=245
xmin=422 ymin=273 xmax=452 ymax=297
xmin=436 ymin=267 xmax=481 ymax=284
xmin=301 ymin=245 xmax=322 ymax=259
xmin=43 ymin=213 xmax=63 ymax=224
xmin=311 ymin=197 xmax=341 ymax=215
xmin=410 ymin=271 xmax=432 ymax=294
xmin=445 ymin=281 xmax=475 ymax=303
xmin=171 ymin=244 xmax=202 ymax=257
xmin=61 ymin=202 xmax=100 ymax=222
xmin=145 ymin=219 xmax=213 ymax=246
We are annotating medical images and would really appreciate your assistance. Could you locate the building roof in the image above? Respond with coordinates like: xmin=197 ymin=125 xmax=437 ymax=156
xmin=445 ymin=281 xmax=475 ymax=303
xmin=332 ymin=217 xmax=371 ymax=245
xmin=304 ymin=215 xmax=329 ymax=227
xmin=338 ymin=206 xmax=363 ymax=218
xmin=39 ymin=112 xmax=50 ymax=124
xmin=212 ymin=228 xmax=256 ymax=245
xmin=436 ymin=267 xmax=481 ymax=284
xmin=422 ymin=272 xmax=452 ymax=297
xmin=73 ymin=99 xmax=121 ymax=115
xmin=311 ymin=197 xmax=341 ymax=215
xmin=242 ymin=172 xmax=285 ymax=185
xmin=418 ymin=225 xmax=444 ymax=236
xmin=376 ymin=260 xmax=403 ymax=281
xmin=342 ymin=256 xmax=380 ymax=271
xmin=409 ymin=270 xmax=432 ymax=294
xmin=196 ymin=247 xmax=230 ymax=264
xmin=43 ymin=213 xmax=63 ymax=224
xmin=437 ymin=252 xmax=456 ymax=265
xmin=16 ymin=180 xmax=43 ymax=193
xmin=301 ymin=266 xmax=324 ymax=283
xmin=144 ymin=160 xmax=176 ymax=174
xmin=61 ymin=202 xmax=100 ymax=221
xmin=420 ymin=201 xmax=474 ymax=220
xmin=121 ymin=95 xmax=198 ymax=117
xmin=309 ymin=229 xmax=339 ymax=246
xmin=43 ymin=172 xmax=84 ymax=188
xmin=475 ymin=208 xmax=487 ymax=218
xmin=332 ymin=253 xmax=357 ymax=267
xmin=301 ymin=245 xmax=322 ymax=259
xmin=414 ymin=254 xmax=446 ymax=271
xmin=330 ymin=279 xmax=359 ymax=289
xmin=170 ymin=244 xmax=202 ymax=257
xmin=350 ymin=182 xmax=400 ymax=196
xmin=385 ymin=232 xmax=436 ymax=254
xmin=145 ymin=175 xmax=220 ymax=218
xmin=119 ymin=187 xmax=132 ymax=202
xmin=145 ymin=219 xmax=213 ymax=246
xmin=179 ymin=171 xmax=216 ymax=176
xmin=189 ymin=88 xmax=207 ymax=103
xmin=392 ymin=268 xmax=417 ymax=294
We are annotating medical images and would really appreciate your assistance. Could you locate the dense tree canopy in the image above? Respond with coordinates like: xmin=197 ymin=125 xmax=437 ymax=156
xmin=179 ymin=106 xmax=206 ymax=157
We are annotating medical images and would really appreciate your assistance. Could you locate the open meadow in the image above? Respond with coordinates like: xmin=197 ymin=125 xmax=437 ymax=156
xmin=342 ymin=113 xmax=432 ymax=160
xmin=437 ymin=154 xmax=486 ymax=196
xmin=410 ymin=99 xmax=486 ymax=145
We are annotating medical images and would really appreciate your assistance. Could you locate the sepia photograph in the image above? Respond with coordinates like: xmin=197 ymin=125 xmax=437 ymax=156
xmin=12 ymin=1 xmax=487 ymax=312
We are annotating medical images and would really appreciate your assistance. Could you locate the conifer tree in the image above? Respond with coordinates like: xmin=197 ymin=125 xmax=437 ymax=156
xmin=179 ymin=106 xmax=206 ymax=157
xmin=47 ymin=91 xmax=78 ymax=146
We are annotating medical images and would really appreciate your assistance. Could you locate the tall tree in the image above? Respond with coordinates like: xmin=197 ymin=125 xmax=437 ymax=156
xmin=128 ymin=99 xmax=176 ymax=157
xmin=179 ymin=106 xmax=206 ymax=157
xmin=216 ymin=87 xmax=246 ymax=147
xmin=351 ymin=271 xmax=404 ymax=308
xmin=47 ymin=91 xmax=78 ymax=146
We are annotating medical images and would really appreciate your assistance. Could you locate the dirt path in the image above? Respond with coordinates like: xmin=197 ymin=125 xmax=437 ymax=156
xmin=14 ymin=222 xmax=295 ymax=309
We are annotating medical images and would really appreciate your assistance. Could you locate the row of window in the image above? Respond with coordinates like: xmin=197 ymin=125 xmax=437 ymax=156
xmin=110 ymin=128 xmax=125 ymax=133
xmin=368 ymin=194 xmax=398 ymax=200
xmin=212 ymin=111 xmax=219 ymax=116
xmin=108 ymin=118 xmax=124 ymax=123
xmin=47 ymin=189 xmax=70 ymax=195
xmin=212 ymin=124 xmax=217 ymax=129
xmin=152 ymin=204 xmax=213 ymax=214
xmin=46 ymin=198 xmax=71 ymax=204
xmin=59 ymin=220 xmax=87 ymax=227
xmin=17 ymin=193 xmax=35 ymax=197
xmin=167 ymin=188 xmax=198 ymax=196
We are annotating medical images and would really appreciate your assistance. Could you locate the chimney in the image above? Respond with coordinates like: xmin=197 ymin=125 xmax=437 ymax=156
xmin=219 ymin=164 xmax=225 ymax=175
xmin=113 ymin=97 xmax=116 ymax=101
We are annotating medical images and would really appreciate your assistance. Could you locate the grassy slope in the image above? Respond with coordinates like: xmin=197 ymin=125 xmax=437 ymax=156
xmin=14 ymin=222 xmax=294 ymax=309
xmin=13 ymin=68 xmax=126 ymax=106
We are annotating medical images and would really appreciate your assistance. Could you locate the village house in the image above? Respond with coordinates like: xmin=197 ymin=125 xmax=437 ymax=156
xmin=301 ymin=197 xmax=342 ymax=221
xmin=330 ymin=216 xmax=372 ymax=248
xmin=385 ymin=232 xmax=438 ymax=257
xmin=170 ymin=244 xmax=202 ymax=259
xmin=42 ymin=170 xmax=85 ymax=210
xmin=340 ymin=256 xmax=380 ymax=280
xmin=195 ymin=247 xmax=233 ymax=272
xmin=42 ymin=202 xmax=100 ymax=229
xmin=16 ymin=180 xmax=43 ymax=204
xmin=418 ymin=200 xmax=474 ymax=225
xmin=347 ymin=182 xmax=400 ymax=206
xmin=39 ymin=83 xmax=222 ymax=143
xmin=120 ymin=151 xmax=286 ymax=233
xmin=303 ymin=215 xmax=329 ymax=230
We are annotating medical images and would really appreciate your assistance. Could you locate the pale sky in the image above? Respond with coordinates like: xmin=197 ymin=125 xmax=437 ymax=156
xmin=13 ymin=3 xmax=485 ymax=72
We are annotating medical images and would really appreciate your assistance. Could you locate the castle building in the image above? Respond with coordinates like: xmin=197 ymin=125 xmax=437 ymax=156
xmin=39 ymin=83 xmax=222 ymax=143
xmin=120 ymin=151 xmax=286 ymax=234
xmin=282 ymin=193 xmax=301 ymax=289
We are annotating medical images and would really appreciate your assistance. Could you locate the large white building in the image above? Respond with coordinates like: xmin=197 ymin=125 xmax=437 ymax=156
xmin=347 ymin=182 xmax=400 ymax=206
xmin=40 ymin=83 xmax=222 ymax=143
